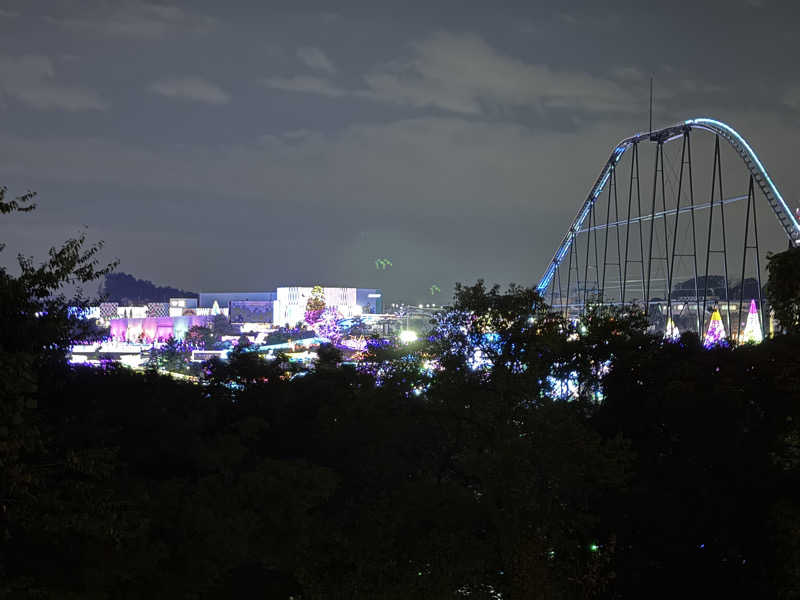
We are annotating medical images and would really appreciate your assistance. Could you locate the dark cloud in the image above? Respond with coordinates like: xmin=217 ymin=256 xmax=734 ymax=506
xmin=44 ymin=0 xmax=216 ymax=39
xmin=261 ymin=75 xmax=346 ymax=98
xmin=297 ymin=46 xmax=336 ymax=74
xmin=265 ymin=32 xmax=635 ymax=116
xmin=0 ymin=54 xmax=107 ymax=110
xmin=359 ymin=32 xmax=634 ymax=115
xmin=148 ymin=76 xmax=230 ymax=104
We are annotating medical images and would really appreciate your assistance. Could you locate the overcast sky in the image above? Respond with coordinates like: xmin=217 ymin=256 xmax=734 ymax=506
xmin=1 ymin=0 xmax=798 ymax=302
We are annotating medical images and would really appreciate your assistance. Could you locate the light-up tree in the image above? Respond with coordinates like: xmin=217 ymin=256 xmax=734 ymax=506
xmin=664 ymin=318 xmax=680 ymax=341
xmin=304 ymin=285 xmax=326 ymax=326
xmin=741 ymin=299 xmax=763 ymax=344
xmin=704 ymin=308 xmax=727 ymax=348
xmin=314 ymin=307 xmax=343 ymax=344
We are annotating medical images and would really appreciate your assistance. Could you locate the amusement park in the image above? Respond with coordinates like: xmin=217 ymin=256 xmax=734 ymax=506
xmin=65 ymin=118 xmax=800 ymax=380
xmin=4 ymin=3 xmax=800 ymax=594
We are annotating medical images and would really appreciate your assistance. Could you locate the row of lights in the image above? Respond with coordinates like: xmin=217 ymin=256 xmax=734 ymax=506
xmin=389 ymin=303 xmax=439 ymax=309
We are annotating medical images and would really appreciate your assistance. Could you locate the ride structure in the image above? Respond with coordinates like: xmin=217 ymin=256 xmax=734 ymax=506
xmin=536 ymin=118 xmax=800 ymax=342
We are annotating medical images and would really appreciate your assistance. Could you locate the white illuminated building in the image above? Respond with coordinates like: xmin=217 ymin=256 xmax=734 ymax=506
xmin=73 ymin=287 xmax=381 ymax=352
xmin=273 ymin=286 xmax=364 ymax=327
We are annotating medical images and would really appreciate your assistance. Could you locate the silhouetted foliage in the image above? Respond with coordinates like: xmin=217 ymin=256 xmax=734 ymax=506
xmin=185 ymin=315 xmax=239 ymax=350
xmin=315 ymin=342 xmax=342 ymax=367
xmin=766 ymin=246 xmax=800 ymax=333
xmin=146 ymin=335 xmax=193 ymax=374
xmin=1 ymin=190 xmax=117 ymax=597
xmin=264 ymin=327 xmax=316 ymax=345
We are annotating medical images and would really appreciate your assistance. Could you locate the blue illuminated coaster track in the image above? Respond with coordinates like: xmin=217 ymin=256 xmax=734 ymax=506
xmin=537 ymin=118 xmax=800 ymax=299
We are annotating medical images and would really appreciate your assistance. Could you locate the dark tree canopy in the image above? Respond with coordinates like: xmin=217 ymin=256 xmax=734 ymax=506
xmin=766 ymin=246 xmax=800 ymax=333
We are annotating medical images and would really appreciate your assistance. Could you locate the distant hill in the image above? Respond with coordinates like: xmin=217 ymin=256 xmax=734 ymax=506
xmin=102 ymin=272 xmax=197 ymax=304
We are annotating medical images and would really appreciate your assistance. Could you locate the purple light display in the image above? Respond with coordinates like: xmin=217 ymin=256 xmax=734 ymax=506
xmin=109 ymin=315 xmax=214 ymax=343
xmin=704 ymin=309 xmax=727 ymax=348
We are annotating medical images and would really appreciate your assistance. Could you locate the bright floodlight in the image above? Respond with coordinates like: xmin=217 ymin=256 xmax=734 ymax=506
xmin=399 ymin=330 xmax=418 ymax=344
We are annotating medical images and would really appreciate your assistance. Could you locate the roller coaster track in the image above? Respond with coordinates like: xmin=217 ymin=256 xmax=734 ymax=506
xmin=537 ymin=118 xmax=800 ymax=296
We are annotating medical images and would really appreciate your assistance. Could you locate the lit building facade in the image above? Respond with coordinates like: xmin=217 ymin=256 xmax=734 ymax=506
xmin=84 ymin=286 xmax=382 ymax=342
xmin=109 ymin=315 xmax=214 ymax=343
xmin=199 ymin=292 xmax=276 ymax=309
xmin=272 ymin=287 xmax=381 ymax=327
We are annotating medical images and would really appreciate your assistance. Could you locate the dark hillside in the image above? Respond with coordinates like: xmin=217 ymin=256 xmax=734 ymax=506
xmin=103 ymin=272 xmax=197 ymax=303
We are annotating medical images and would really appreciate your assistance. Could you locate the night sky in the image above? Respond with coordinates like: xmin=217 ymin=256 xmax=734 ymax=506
xmin=1 ymin=0 xmax=798 ymax=303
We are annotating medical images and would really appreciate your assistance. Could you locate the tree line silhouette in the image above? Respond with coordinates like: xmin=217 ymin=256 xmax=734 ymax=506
xmin=2 ymin=187 xmax=800 ymax=598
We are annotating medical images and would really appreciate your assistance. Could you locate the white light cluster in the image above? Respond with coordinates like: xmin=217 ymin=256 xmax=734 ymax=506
xmin=399 ymin=330 xmax=418 ymax=344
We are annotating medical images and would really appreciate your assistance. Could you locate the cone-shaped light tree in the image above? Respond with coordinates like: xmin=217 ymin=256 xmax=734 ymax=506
xmin=704 ymin=308 xmax=727 ymax=348
xmin=741 ymin=299 xmax=763 ymax=344
xmin=664 ymin=318 xmax=680 ymax=341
